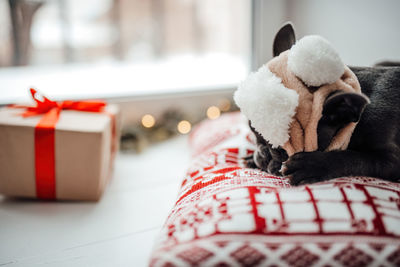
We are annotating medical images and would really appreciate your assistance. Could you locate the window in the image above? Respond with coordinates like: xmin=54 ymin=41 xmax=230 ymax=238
xmin=0 ymin=0 xmax=251 ymax=103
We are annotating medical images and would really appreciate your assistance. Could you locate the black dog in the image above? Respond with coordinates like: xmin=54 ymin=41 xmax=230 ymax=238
xmin=246 ymin=23 xmax=400 ymax=185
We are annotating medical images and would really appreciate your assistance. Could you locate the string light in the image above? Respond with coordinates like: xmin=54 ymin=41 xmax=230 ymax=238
xmin=141 ymin=114 xmax=155 ymax=128
xmin=218 ymin=98 xmax=231 ymax=112
xmin=207 ymin=106 xmax=220 ymax=120
xmin=177 ymin=120 xmax=191 ymax=134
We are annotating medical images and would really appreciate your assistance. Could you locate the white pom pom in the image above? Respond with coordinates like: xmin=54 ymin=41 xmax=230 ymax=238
xmin=234 ymin=66 xmax=299 ymax=148
xmin=288 ymin=35 xmax=344 ymax=87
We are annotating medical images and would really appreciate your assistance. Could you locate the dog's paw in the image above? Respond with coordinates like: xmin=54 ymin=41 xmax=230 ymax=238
xmin=282 ymin=151 xmax=329 ymax=185
xmin=267 ymin=159 xmax=283 ymax=176
xmin=267 ymin=147 xmax=288 ymax=176
xmin=246 ymin=145 xmax=288 ymax=176
xmin=244 ymin=155 xmax=257 ymax=168
xmin=252 ymin=147 xmax=272 ymax=171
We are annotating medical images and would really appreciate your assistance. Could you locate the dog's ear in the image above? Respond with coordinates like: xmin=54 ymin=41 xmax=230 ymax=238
xmin=322 ymin=92 xmax=370 ymax=124
xmin=273 ymin=22 xmax=296 ymax=57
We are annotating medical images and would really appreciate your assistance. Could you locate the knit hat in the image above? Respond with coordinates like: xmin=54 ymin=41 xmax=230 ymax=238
xmin=234 ymin=35 xmax=369 ymax=156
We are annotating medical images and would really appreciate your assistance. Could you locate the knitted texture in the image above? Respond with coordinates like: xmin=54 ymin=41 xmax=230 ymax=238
xmin=150 ymin=113 xmax=400 ymax=267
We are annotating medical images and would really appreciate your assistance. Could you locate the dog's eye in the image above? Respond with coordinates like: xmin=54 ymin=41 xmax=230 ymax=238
xmin=307 ymin=86 xmax=319 ymax=93
xmin=298 ymin=78 xmax=319 ymax=93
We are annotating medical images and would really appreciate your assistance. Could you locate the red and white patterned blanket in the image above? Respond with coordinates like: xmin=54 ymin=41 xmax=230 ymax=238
xmin=150 ymin=112 xmax=400 ymax=266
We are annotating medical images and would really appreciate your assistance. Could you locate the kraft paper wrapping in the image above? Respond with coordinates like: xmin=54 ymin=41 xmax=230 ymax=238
xmin=0 ymin=105 xmax=120 ymax=201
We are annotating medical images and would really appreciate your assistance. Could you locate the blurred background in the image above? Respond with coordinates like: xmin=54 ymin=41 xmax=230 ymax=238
xmin=0 ymin=0 xmax=250 ymax=67
xmin=0 ymin=0 xmax=399 ymax=151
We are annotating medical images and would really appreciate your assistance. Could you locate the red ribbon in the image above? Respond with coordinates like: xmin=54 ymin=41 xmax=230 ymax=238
xmin=12 ymin=89 xmax=107 ymax=200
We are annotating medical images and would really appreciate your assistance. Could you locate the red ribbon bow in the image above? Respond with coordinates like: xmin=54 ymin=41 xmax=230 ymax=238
xmin=12 ymin=89 xmax=108 ymax=200
xmin=14 ymin=88 xmax=106 ymax=117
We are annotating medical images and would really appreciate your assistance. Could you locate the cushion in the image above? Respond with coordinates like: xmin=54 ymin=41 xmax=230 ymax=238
xmin=150 ymin=112 xmax=400 ymax=266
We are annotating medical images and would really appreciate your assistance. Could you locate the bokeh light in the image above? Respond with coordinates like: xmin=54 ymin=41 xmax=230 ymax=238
xmin=141 ymin=114 xmax=155 ymax=128
xmin=218 ymin=98 xmax=231 ymax=112
xmin=207 ymin=106 xmax=221 ymax=120
xmin=177 ymin=120 xmax=191 ymax=134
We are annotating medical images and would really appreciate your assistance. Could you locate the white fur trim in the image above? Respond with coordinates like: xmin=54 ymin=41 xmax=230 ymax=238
xmin=234 ymin=65 xmax=299 ymax=148
xmin=288 ymin=35 xmax=344 ymax=87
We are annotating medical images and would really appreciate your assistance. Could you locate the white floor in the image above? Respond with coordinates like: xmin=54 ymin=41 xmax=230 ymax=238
xmin=0 ymin=135 xmax=189 ymax=267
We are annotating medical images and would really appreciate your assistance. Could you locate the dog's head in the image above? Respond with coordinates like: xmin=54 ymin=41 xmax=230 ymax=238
xmin=235 ymin=22 xmax=370 ymax=155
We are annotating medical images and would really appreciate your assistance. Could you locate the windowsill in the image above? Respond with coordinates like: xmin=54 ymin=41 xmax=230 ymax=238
xmin=0 ymin=54 xmax=248 ymax=105
xmin=0 ymin=135 xmax=190 ymax=266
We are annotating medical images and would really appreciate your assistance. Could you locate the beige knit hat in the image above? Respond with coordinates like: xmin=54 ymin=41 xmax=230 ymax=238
xmin=234 ymin=35 xmax=369 ymax=156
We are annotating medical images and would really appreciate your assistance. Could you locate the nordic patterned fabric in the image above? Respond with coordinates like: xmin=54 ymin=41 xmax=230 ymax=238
xmin=150 ymin=112 xmax=400 ymax=267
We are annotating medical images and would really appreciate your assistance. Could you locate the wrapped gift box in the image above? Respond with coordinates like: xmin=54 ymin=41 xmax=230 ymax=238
xmin=0 ymin=90 xmax=120 ymax=201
